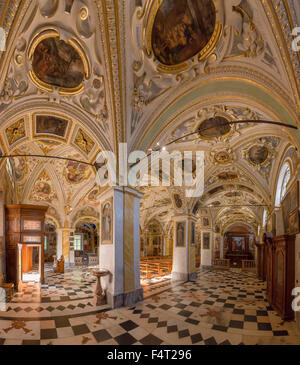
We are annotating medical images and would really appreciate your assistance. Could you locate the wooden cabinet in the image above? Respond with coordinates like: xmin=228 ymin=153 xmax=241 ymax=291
xmin=265 ymin=235 xmax=295 ymax=320
xmin=5 ymin=205 xmax=48 ymax=286
xmin=255 ymin=242 xmax=266 ymax=281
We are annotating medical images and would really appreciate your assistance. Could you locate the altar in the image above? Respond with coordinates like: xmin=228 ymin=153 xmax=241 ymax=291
xmin=224 ymin=228 xmax=255 ymax=268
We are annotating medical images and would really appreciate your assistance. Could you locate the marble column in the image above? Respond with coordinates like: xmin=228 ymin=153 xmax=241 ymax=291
xmin=56 ymin=228 xmax=75 ymax=266
xmin=99 ymin=186 xmax=143 ymax=308
xmin=220 ymin=236 xmax=224 ymax=259
xmin=172 ymin=215 xmax=197 ymax=282
xmin=201 ymin=230 xmax=213 ymax=267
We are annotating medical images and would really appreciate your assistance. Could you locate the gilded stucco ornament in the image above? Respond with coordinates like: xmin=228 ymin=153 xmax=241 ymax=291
xmin=130 ymin=0 xmax=267 ymax=133
xmin=0 ymin=0 xmax=107 ymax=123
xmin=241 ymin=137 xmax=280 ymax=182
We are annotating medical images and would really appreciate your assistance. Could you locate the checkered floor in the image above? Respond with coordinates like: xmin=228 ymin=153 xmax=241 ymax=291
xmin=1 ymin=267 xmax=300 ymax=345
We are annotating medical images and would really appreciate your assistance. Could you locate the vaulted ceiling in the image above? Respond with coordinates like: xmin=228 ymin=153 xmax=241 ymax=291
xmin=0 ymin=0 xmax=299 ymax=232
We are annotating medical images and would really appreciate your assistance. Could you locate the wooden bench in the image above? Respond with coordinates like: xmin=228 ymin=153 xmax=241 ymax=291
xmin=140 ymin=257 xmax=173 ymax=279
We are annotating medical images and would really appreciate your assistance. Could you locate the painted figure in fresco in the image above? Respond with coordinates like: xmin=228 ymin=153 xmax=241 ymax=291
xmin=248 ymin=145 xmax=269 ymax=165
xmin=152 ymin=0 xmax=216 ymax=65
xmin=198 ymin=117 xmax=231 ymax=139
xmin=65 ymin=161 xmax=89 ymax=184
xmin=177 ymin=222 xmax=184 ymax=246
xmin=33 ymin=37 xmax=84 ymax=89
xmin=36 ymin=116 xmax=68 ymax=137
xmin=12 ymin=155 xmax=26 ymax=181
xmin=5 ymin=119 xmax=25 ymax=145
xmin=102 ymin=203 xmax=112 ymax=241
xmin=75 ymin=129 xmax=94 ymax=154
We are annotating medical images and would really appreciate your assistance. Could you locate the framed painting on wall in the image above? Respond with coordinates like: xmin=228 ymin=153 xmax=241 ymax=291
xmin=203 ymin=217 xmax=209 ymax=227
xmin=176 ymin=222 xmax=185 ymax=247
xmin=288 ymin=210 xmax=300 ymax=235
xmin=101 ymin=198 xmax=113 ymax=244
xmin=282 ymin=192 xmax=291 ymax=234
xmin=203 ymin=233 xmax=210 ymax=250
xmin=290 ymin=181 xmax=299 ymax=213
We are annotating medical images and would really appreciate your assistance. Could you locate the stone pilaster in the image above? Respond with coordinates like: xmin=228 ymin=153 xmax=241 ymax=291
xmin=172 ymin=215 xmax=197 ymax=282
xmin=99 ymin=186 xmax=143 ymax=308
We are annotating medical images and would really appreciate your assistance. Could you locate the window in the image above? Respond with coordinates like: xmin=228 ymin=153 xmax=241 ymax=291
xmin=44 ymin=236 xmax=48 ymax=251
xmin=74 ymin=234 xmax=83 ymax=251
xmin=275 ymin=162 xmax=291 ymax=207
xmin=280 ymin=166 xmax=291 ymax=202
xmin=262 ymin=209 xmax=267 ymax=229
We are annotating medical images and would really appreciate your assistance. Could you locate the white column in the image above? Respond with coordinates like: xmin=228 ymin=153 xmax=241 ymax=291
xmin=56 ymin=228 xmax=74 ymax=266
xmin=99 ymin=186 xmax=143 ymax=308
xmin=172 ymin=215 xmax=197 ymax=282
xmin=201 ymin=230 xmax=213 ymax=266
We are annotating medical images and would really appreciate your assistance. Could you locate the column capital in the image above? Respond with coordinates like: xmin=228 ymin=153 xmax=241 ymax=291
xmin=98 ymin=185 xmax=144 ymax=202
xmin=172 ymin=214 xmax=198 ymax=222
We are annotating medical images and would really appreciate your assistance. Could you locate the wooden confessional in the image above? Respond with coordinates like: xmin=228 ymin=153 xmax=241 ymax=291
xmin=264 ymin=234 xmax=295 ymax=320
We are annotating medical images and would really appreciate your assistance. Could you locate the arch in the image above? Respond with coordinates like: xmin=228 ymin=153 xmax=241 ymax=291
xmin=275 ymin=161 xmax=291 ymax=207
xmin=137 ymin=78 xmax=299 ymax=152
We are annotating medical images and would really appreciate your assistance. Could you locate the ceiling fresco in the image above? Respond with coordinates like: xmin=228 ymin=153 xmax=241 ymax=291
xmin=32 ymin=37 xmax=85 ymax=89
xmin=0 ymin=0 xmax=300 ymax=235
xmin=151 ymin=0 xmax=216 ymax=66
xmin=34 ymin=115 xmax=70 ymax=140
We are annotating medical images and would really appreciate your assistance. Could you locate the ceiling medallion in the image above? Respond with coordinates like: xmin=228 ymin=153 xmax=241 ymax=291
xmin=197 ymin=116 xmax=231 ymax=140
xmin=247 ymin=145 xmax=269 ymax=166
xmin=28 ymin=30 xmax=90 ymax=95
xmin=147 ymin=0 xmax=222 ymax=72
xmin=213 ymin=150 xmax=232 ymax=165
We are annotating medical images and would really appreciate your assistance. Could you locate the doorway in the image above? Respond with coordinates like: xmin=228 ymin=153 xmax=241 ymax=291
xmin=18 ymin=244 xmax=41 ymax=283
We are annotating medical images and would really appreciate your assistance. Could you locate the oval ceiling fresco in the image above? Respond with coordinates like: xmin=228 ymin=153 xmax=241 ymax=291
xmin=197 ymin=116 xmax=231 ymax=139
xmin=248 ymin=145 xmax=269 ymax=165
xmin=32 ymin=37 xmax=85 ymax=89
xmin=151 ymin=0 xmax=216 ymax=66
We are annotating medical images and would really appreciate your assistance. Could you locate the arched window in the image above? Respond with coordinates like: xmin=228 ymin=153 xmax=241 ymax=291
xmin=275 ymin=162 xmax=291 ymax=206
xmin=262 ymin=209 xmax=267 ymax=229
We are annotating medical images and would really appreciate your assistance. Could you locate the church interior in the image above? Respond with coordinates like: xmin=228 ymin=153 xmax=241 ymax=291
xmin=0 ymin=0 xmax=300 ymax=346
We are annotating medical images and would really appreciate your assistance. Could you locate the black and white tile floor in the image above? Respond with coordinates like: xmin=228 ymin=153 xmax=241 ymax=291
xmin=0 ymin=267 xmax=300 ymax=345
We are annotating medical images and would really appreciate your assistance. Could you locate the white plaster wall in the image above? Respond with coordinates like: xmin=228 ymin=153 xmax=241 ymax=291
xmin=56 ymin=230 xmax=63 ymax=259
xmin=99 ymin=188 xmax=124 ymax=298
xmin=172 ymin=218 xmax=188 ymax=274
xmin=201 ymin=231 xmax=212 ymax=266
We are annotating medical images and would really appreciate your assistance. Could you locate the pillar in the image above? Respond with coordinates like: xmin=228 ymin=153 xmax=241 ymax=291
xmin=220 ymin=236 xmax=224 ymax=259
xmin=56 ymin=228 xmax=75 ymax=266
xmin=99 ymin=186 xmax=143 ymax=308
xmin=201 ymin=230 xmax=213 ymax=266
xmin=0 ymin=191 xmax=5 ymax=277
xmin=172 ymin=215 xmax=197 ymax=282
